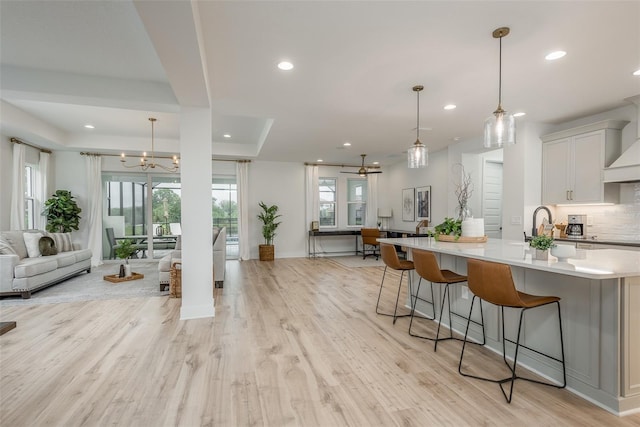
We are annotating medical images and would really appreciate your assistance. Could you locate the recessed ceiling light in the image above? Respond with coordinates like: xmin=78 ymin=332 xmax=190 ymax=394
xmin=317 ymin=159 xmax=323 ymax=162
xmin=84 ymin=124 xmax=95 ymax=129
xmin=634 ymin=69 xmax=640 ymax=76
xmin=373 ymin=161 xmax=379 ymax=165
xmin=545 ymin=51 xmax=566 ymax=61
xmin=444 ymin=104 xmax=456 ymax=110
xmin=277 ymin=61 xmax=294 ymax=71
xmin=343 ymin=142 xmax=351 ymax=147
xmin=223 ymin=134 xmax=231 ymax=138
xmin=513 ymin=112 xmax=526 ymax=117
xmin=453 ymin=137 xmax=461 ymax=141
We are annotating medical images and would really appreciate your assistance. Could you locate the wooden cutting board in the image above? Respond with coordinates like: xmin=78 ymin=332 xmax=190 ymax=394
xmin=437 ymin=235 xmax=487 ymax=243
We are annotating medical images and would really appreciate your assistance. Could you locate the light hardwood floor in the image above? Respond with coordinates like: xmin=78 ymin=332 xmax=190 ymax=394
xmin=1 ymin=258 xmax=639 ymax=426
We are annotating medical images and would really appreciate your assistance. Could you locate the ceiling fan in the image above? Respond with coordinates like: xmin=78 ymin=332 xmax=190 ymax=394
xmin=340 ymin=154 xmax=382 ymax=177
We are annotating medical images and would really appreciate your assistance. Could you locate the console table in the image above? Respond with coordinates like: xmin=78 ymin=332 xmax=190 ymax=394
xmin=308 ymin=230 xmax=361 ymax=257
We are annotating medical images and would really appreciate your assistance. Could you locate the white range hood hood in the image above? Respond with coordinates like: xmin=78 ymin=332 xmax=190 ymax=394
xmin=603 ymin=95 xmax=640 ymax=183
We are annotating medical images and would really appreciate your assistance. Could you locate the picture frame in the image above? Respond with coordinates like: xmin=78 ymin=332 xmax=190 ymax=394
xmin=310 ymin=221 xmax=319 ymax=231
xmin=416 ymin=185 xmax=431 ymax=221
xmin=402 ymin=188 xmax=415 ymax=221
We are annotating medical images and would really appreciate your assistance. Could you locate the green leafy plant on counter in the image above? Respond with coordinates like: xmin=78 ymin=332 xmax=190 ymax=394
xmin=434 ymin=217 xmax=462 ymax=240
xmin=529 ymin=234 xmax=556 ymax=251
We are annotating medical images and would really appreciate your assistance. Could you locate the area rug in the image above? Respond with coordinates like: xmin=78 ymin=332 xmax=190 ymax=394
xmin=328 ymin=255 xmax=385 ymax=268
xmin=0 ymin=262 xmax=167 ymax=307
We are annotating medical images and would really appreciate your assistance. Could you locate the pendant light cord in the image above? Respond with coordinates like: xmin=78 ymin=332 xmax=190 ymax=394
xmin=416 ymin=88 xmax=420 ymax=141
xmin=498 ymin=35 xmax=503 ymax=108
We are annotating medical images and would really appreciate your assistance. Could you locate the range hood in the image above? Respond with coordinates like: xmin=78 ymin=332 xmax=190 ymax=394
xmin=603 ymin=95 xmax=640 ymax=183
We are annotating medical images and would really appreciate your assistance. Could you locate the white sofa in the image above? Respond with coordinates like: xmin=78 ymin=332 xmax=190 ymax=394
xmin=0 ymin=230 xmax=92 ymax=299
xmin=158 ymin=227 xmax=226 ymax=290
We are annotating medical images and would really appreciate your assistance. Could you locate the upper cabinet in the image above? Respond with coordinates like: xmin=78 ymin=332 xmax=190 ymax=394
xmin=541 ymin=120 xmax=628 ymax=205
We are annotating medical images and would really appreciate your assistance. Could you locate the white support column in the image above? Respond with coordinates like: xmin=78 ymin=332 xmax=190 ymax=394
xmin=180 ymin=107 xmax=214 ymax=319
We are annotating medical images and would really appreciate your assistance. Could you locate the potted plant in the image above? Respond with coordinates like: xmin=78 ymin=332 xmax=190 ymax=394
xmin=115 ymin=239 xmax=137 ymax=276
xmin=257 ymin=201 xmax=281 ymax=261
xmin=42 ymin=190 xmax=82 ymax=233
xmin=433 ymin=217 xmax=462 ymax=240
xmin=529 ymin=234 xmax=556 ymax=260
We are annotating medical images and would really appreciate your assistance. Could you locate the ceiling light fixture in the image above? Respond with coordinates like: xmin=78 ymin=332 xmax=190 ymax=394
xmin=223 ymin=134 xmax=231 ymax=138
xmin=277 ymin=61 xmax=294 ymax=71
xmin=634 ymin=69 xmax=640 ymax=76
xmin=343 ymin=142 xmax=351 ymax=147
xmin=121 ymin=118 xmax=179 ymax=172
xmin=408 ymin=85 xmax=427 ymax=168
xmin=444 ymin=104 xmax=457 ymax=110
xmin=513 ymin=112 xmax=526 ymax=117
xmin=84 ymin=124 xmax=95 ymax=129
xmin=484 ymin=27 xmax=516 ymax=148
xmin=545 ymin=51 xmax=566 ymax=60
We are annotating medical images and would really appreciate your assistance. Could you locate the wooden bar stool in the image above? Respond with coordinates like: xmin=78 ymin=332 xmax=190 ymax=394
xmin=376 ymin=243 xmax=414 ymax=324
xmin=409 ymin=249 xmax=485 ymax=351
xmin=458 ymin=258 xmax=566 ymax=403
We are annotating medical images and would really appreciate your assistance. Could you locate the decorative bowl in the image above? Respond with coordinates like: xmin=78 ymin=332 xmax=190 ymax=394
xmin=550 ymin=244 xmax=576 ymax=262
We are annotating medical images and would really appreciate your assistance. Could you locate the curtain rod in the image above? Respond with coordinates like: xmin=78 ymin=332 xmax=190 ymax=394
xmin=10 ymin=137 xmax=52 ymax=154
xmin=304 ymin=162 xmax=380 ymax=169
xmin=80 ymin=152 xmax=251 ymax=162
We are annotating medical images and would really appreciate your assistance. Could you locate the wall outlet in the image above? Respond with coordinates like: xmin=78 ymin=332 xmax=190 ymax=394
xmin=461 ymin=286 xmax=469 ymax=300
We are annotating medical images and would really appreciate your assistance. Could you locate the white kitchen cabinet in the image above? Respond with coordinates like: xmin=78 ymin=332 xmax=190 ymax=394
xmin=541 ymin=120 xmax=627 ymax=205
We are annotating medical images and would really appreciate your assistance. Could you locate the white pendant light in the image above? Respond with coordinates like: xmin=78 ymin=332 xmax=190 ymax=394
xmin=408 ymin=85 xmax=428 ymax=168
xmin=484 ymin=27 xmax=515 ymax=148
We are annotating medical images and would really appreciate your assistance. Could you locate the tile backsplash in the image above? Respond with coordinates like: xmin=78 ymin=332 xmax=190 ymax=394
xmin=554 ymin=183 xmax=640 ymax=242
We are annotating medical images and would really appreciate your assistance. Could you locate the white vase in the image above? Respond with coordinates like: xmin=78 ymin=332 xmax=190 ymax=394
xmin=124 ymin=263 xmax=132 ymax=277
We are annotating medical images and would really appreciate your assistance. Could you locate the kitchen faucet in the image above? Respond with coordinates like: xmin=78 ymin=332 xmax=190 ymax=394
xmin=532 ymin=206 xmax=553 ymax=236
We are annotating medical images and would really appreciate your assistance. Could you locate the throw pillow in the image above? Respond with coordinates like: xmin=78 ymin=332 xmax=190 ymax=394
xmin=23 ymin=232 xmax=44 ymax=258
xmin=0 ymin=235 xmax=17 ymax=255
xmin=39 ymin=236 xmax=58 ymax=256
xmin=46 ymin=232 xmax=73 ymax=252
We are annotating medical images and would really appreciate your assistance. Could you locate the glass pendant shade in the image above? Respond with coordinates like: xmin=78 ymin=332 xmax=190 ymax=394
xmin=484 ymin=27 xmax=516 ymax=149
xmin=483 ymin=108 xmax=515 ymax=148
xmin=408 ymin=141 xmax=428 ymax=168
xmin=407 ymin=85 xmax=428 ymax=168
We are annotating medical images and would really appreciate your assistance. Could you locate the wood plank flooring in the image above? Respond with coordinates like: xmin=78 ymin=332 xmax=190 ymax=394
xmin=1 ymin=258 xmax=639 ymax=426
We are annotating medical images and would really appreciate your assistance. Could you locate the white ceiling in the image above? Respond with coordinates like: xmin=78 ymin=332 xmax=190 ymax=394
xmin=1 ymin=1 xmax=639 ymax=166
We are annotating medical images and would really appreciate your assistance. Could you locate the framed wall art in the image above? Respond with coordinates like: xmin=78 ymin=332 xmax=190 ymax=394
xmin=402 ymin=188 xmax=415 ymax=221
xmin=416 ymin=185 xmax=431 ymax=221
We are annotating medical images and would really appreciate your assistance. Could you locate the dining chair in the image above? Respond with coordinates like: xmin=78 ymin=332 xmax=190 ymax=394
xmin=458 ymin=258 xmax=566 ymax=403
xmin=361 ymin=227 xmax=381 ymax=260
xmin=105 ymin=227 xmax=121 ymax=260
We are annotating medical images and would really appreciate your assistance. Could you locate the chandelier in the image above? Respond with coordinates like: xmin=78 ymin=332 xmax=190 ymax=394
xmin=484 ymin=27 xmax=516 ymax=148
xmin=121 ymin=118 xmax=179 ymax=172
xmin=407 ymin=85 xmax=427 ymax=168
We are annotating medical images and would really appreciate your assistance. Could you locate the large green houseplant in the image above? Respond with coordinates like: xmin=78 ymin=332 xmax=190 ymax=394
xmin=42 ymin=190 xmax=82 ymax=233
xmin=257 ymin=201 xmax=282 ymax=261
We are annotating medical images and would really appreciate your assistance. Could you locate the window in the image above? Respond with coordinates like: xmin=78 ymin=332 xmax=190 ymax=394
xmin=319 ymin=178 xmax=336 ymax=227
xmin=347 ymin=179 xmax=367 ymax=226
xmin=212 ymin=177 xmax=238 ymax=259
xmin=24 ymin=165 xmax=36 ymax=229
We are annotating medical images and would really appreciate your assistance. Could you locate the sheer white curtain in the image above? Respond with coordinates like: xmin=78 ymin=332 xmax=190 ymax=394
xmin=36 ymin=151 xmax=50 ymax=230
xmin=366 ymin=173 xmax=379 ymax=227
xmin=10 ymin=143 xmax=25 ymax=230
xmin=236 ymin=161 xmax=250 ymax=260
xmin=305 ymin=164 xmax=319 ymax=228
xmin=85 ymin=154 xmax=103 ymax=266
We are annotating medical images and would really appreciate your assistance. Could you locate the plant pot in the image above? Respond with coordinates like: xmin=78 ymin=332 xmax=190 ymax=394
xmin=535 ymin=249 xmax=549 ymax=261
xmin=259 ymin=244 xmax=275 ymax=261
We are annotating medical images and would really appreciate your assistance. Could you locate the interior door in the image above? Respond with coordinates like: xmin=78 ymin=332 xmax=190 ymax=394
xmin=482 ymin=160 xmax=503 ymax=239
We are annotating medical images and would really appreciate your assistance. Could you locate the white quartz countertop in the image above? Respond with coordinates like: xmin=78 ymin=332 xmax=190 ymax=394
xmin=378 ymin=237 xmax=640 ymax=280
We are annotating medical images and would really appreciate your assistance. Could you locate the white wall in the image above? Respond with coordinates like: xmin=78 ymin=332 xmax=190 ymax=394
xmin=248 ymin=160 xmax=306 ymax=259
xmin=53 ymin=152 xmax=91 ymax=246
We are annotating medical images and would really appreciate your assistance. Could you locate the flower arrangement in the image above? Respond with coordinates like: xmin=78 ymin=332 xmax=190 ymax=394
xmin=453 ymin=163 xmax=473 ymax=221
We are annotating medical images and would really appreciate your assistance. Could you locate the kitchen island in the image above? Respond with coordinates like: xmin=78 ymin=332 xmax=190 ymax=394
xmin=378 ymin=236 xmax=640 ymax=416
